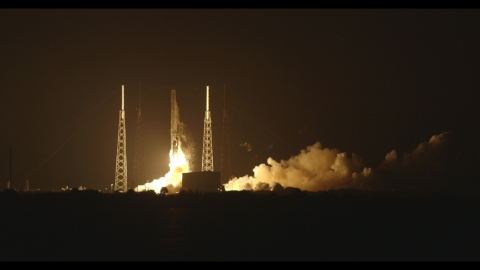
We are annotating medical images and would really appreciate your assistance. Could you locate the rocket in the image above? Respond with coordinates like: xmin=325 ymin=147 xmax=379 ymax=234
xmin=171 ymin=90 xmax=180 ymax=155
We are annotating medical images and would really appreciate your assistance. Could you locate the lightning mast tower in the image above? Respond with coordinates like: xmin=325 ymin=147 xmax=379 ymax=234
xmin=202 ymin=86 xmax=214 ymax=171
xmin=133 ymin=83 xmax=145 ymax=190
xmin=115 ymin=85 xmax=127 ymax=192
xmin=220 ymin=85 xmax=231 ymax=185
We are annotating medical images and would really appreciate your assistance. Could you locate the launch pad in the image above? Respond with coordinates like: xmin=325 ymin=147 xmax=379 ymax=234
xmin=131 ymin=85 xmax=223 ymax=193
xmin=182 ymin=171 xmax=221 ymax=193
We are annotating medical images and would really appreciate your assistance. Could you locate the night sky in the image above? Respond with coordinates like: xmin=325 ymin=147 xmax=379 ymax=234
xmin=0 ymin=9 xmax=478 ymax=191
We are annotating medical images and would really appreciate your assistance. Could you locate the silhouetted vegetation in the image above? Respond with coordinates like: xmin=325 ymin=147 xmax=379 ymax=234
xmin=160 ymin=186 xmax=169 ymax=195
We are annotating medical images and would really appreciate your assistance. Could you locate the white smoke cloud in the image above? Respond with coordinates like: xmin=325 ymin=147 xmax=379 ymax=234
xmin=225 ymin=142 xmax=374 ymax=192
xmin=225 ymin=131 xmax=475 ymax=193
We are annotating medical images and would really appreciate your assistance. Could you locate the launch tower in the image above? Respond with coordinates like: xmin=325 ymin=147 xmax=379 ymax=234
xmin=115 ymin=85 xmax=127 ymax=192
xmin=202 ymin=86 xmax=214 ymax=171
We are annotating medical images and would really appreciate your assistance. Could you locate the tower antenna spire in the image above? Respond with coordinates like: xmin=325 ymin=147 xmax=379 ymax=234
xmin=202 ymin=86 xmax=214 ymax=171
xmin=115 ymin=85 xmax=127 ymax=192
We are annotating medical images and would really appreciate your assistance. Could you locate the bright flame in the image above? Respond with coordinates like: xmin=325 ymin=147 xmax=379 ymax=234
xmin=135 ymin=141 xmax=190 ymax=194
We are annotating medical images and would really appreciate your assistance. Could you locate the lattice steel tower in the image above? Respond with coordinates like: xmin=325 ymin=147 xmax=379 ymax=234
xmin=221 ymin=85 xmax=231 ymax=184
xmin=115 ymin=85 xmax=127 ymax=192
xmin=202 ymin=86 xmax=214 ymax=171
xmin=133 ymin=83 xmax=145 ymax=190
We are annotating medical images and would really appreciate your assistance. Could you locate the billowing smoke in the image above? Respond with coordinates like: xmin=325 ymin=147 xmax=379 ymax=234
xmin=225 ymin=131 xmax=476 ymax=193
xmin=225 ymin=142 xmax=374 ymax=192
xmin=374 ymin=131 xmax=476 ymax=192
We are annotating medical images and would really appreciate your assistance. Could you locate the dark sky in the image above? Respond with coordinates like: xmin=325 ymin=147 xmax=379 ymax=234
xmin=0 ymin=9 xmax=478 ymax=191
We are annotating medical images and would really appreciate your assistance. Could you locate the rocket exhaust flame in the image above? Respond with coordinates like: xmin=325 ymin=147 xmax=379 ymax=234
xmin=135 ymin=143 xmax=189 ymax=193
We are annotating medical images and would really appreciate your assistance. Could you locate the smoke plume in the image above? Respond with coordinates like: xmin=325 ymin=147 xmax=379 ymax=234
xmin=374 ymin=131 xmax=476 ymax=192
xmin=225 ymin=131 xmax=476 ymax=193
xmin=225 ymin=142 xmax=373 ymax=191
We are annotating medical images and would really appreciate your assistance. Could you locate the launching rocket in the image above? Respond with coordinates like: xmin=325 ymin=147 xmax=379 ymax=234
xmin=171 ymin=90 xmax=180 ymax=155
